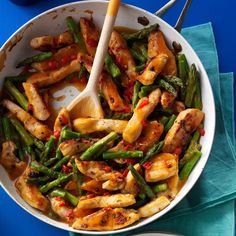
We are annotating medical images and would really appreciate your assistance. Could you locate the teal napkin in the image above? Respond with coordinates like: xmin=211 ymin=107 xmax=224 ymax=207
xmin=70 ymin=23 xmax=236 ymax=236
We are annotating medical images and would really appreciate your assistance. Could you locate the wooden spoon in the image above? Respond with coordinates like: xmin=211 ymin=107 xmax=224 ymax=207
xmin=67 ymin=0 xmax=120 ymax=120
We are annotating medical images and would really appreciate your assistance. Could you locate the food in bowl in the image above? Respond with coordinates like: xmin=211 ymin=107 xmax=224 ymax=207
xmin=0 ymin=15 xmax=204 ymax=231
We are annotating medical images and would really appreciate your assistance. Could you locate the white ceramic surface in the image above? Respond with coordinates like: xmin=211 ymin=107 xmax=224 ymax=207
xmin=0 ymin=1 xmax=215 ymax=235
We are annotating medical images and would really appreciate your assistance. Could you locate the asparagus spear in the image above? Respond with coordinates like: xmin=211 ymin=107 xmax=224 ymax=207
xmin=39 ymin=173 xmax=73 ymax=193
xmin=132 ymin=42 xmax=148 ymax=61
xmin=4 ymin=80 xmax=28 ymax=110
xmin=152 ymin=183 xmax=168 ymax=193
xmin=108 ymin=112 xmax=133 ymax=120
xmin=32 ymin=137 xmax=45 ymax=151
xmin=166 ymin=76 xmax=184 ymax=87
xmin=140 ymin=141 xmax=164 ymax=165
xmin=159 ymin=116 xmax=169 ymax=126
xmin=16 ymin=52 xmax=53 ymax=68
xmin=135 ymin=64 xmax=145 ymax=72
xmin=52 ymin=156 xmax=70 ymax=171
xmin=9 ymin=117 xmax=34 ymax=146
xmin=78 ymin=66 xmax=87 ymax=79
xmin=121 ymin=23 xmax=159 ymax=41
xmin=71 ymin=159 xmax=83 ymax=196
xmin=40 ymin=136 xmax=56 ymax=163
xmin=66 ymin=16 xmax=87 ymax=52
xmin=130 ymin=48 xmax=147 ymax=63
xmin=138 ymin=85 xmax=158 ymax=98
xmin=30 ymin=161 xmax=62 ymax=178
xmin=5 ymin=73 xmax=33 ymax=82
xmin=103 ymin=150 xmax=143 ymax=160
xmin=157 ymin=78 xmax=177 ymax=97
xmin=177 ymin=54 xmax=189 ymax=101
xmin=105 ymin=53 xmax=121 ymax=78
xmin=179 ymin=130 xmax=201 ymax=168
xmin=27 ymin=176 xmax=50 ymax=184
xmin=128 ymin=164 xmax=155 ymax=199
xmin=132 ymin=81 xmax=142 ymax=110
xmin=163 ymin=114 xmax=177 ymax=135
xmin=2 ymin=117 xmax=13 ymax=141
xmin=179 ymin=150 xmax=202 ymax=179
xmin=193 ymin=71 xmax=202 ymax=110
xmin=185 ymin=64 xmax=197 ymax=107
xmin=50 ymin=188 xmax=79 ymax=206
xmin=61 ymin=129 xmax=89 ymax=140
xmin=80 ymin=132 xmax=119 ymax=160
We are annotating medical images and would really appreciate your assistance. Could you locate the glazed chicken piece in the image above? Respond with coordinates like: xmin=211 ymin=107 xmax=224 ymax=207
xmin=0 ymin=141 xmax=26 ymax=179
xmin=23 ymin=82 xmax=50 ymax=121
xmin=73 ymin=118 xmax=128 ymax=134
xmin=163 ymin=108 xmax=204 ymax=153
xmin=137 ymin=54 xmax=168 ymax=85
xmin=75 ymin=159 xmax=120 ymax=181
xmin=59 ymin=138 xmax=97 ymax=157
xmin=148 ymin=31 xmax=177 ymax=76
xmin=15 ymin=167 xmax=49 ymax=212
xmin=138 ymin=196 xmax=170 ymax=218
xmin=3 ymin=99 xmax=52 ymax=140
xmin=109 ymin=30 xmax=137 ymax=82
xmin=50 ymin=196 xmax=75 ymax=222
xmin=80 ymin=17 xmax=99 ymax=56
xmin=81 ymin=179 xmax=104 ymax=194
xmin=160 ymin=90 xmax=176 ymax=109
xmin=54 ymin=108 xmax=71 ymax=132
xmin=72 ymin=207 xmax=140 ymax=231
xmin=123 ymin=88 xmax=161 ymax=143
xmin=172 ymin=101 xmax=185 ymax=114
xmin=30 ymin=31 xmax=74 ymax=51
xmin=145 ymin=153 xmax=178 ymax=182
xmin=32 ymin=44 xmax=80 ymax=72
xmin=76 ymin=194 xmax=135 ymax=209
xmin=102 ymin=172 xmax=125 ymax=191
xmin=27 ymin=58 xmax=81 ymax=88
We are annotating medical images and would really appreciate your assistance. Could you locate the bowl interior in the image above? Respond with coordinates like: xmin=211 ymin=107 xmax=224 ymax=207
xmin=0 ymin=1 xmax=215 ymax=235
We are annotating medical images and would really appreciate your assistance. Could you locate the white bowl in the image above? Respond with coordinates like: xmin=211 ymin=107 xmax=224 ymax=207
xmin=0 ymin=1 xmax=215 ymax=234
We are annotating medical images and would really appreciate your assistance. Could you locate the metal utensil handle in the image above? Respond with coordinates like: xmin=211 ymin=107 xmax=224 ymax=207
xmin=154 ymin=0 xmax=192 ymax=32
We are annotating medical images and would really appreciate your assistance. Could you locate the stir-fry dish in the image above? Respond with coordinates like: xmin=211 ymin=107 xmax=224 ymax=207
xmin=0 ymin=16 xmax=205 ymax=231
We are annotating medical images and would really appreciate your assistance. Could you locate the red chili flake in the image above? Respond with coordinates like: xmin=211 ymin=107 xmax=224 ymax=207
xmin=55 ymin=196 xmax=63 ymax=201
xmin=23 ymin=65 xmax=32 ymax=72
xmin=62 ymin=165 xmax=72 ymax=174
xmin=53 ymin=130 xmax=61 ymax=140
xmin=60 ymin=55 xmax=70 ymax=66
xmin=79 ymin=75 xmax=88 ymax=84
xmin=59 ymin=201 xmax=66 ymax=207
xmin=124 ymin=158 xmax=136 ymax=165
xmin=28 ymin=103 xmax=33 ymax=112
xmin=70 ymin=54 xmax=77 ymax=61
xmin=198 ymin=127 xmax=205 ymax=136
xmin=123 ymin=141 xmax=133 ymax=151
xmin=86 ymin=193 xmax=95 ymax=199
xmin=104 ymin=165 xmax=111 ymax=172
xmin=87 ymin=38 xmax=98 ymax=47
xmin=143 ymin=162 xmax=152 ymax=170
xmin=103 ymin=191 xmax=111 ymax=196
xmin=174 ymin=147 xmax=182 ymax=156
xmin=141 ymin=119 xmax=148 ymax=127
xmin=122 ymin=104 xmax=132 ymax=113
xmin=66 ymin=210 xmax=74 ymax=218
xmin=137 ymin=99 xmax=149 ymax=109
xmin=122 ymin=168 xmax=129 ymax=177
xmin=59 ymin=114 xmax=68 ymax=125
xmin=48 ymin=60 xmax=58 ymax=70
xmin=124 ymin=85 xmax=134 ymax=101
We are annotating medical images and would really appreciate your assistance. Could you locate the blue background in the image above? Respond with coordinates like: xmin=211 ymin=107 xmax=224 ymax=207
xmin=0 ymin=0 xmax=235 ymax=235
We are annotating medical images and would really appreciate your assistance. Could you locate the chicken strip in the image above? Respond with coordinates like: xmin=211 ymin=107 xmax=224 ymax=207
xmin=15 ymin=167 xmax=49 ymax=212
xmin=81 ymin=179 xmax=104 ymax=194
xmin=80 ymin=17 xmax=99 ymax=56
xmin=23 ymin=82 xmax=50 ymax=121
xmin=54 ymin=108 xmax=71 ymax=132
xmin=76 ymin=194 xmax=135 ymax=209
xmin=145 ymin=153 xmax=178 ymax=182
xmin=123 ymin=88 xmax=161 ymax=143
xmin=138 ymin=196 xmax=170 ymax=218
xmin=30 ymin=31 xmax=74 ymax=51
xmin=72 ymin=208 xmax=140 ymax=231
xmin=3 ymin=100 xmax=52 ymax=140
xmin=109 ymin=30 xmax=137 ymax=82
xmin=0 ymin=141 xmax=26 ymax=180
xmin=137 ymin=54 xmax=168 ymax=85
xmin=102 ymin=172 xmax=125 ymax=191
xmin=160 ymin=90 xmax=176 ymax=109
xmin=163 ymin=108 xmax=204 ymax=153
xmin=27 ymin=58 xmax=81 ymax=88
xmin=73 ymin=118 xmax=128 ymax=134
xmin=148 ymin=31 xmax=177 ymax=76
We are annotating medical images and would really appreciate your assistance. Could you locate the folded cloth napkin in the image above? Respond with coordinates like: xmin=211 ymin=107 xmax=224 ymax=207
xmin=70 ymin=23 xmax=235 ymax=236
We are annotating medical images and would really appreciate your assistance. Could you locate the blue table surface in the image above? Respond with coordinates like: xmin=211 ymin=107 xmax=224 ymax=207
xmin=0 ymin=0 xmax=235 ymax=236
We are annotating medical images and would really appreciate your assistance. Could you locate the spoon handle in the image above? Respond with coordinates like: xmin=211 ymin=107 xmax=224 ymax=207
xmin=86 ymin=0 xmax=120 ymax=92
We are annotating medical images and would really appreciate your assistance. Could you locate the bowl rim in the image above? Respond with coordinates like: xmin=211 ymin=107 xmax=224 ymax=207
xmin=0 ymin=0 xmax=216 ymax=235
